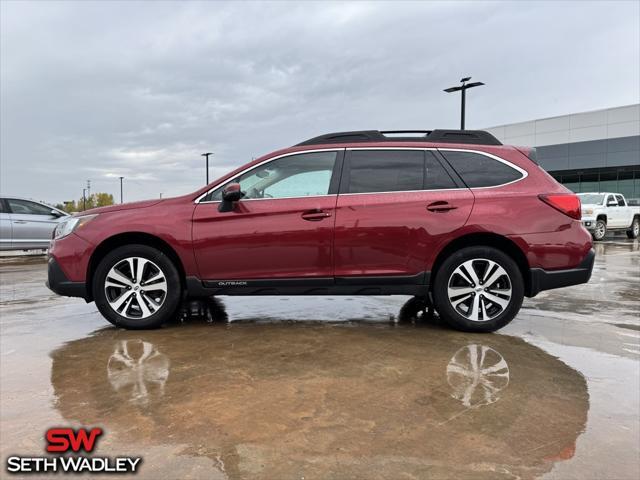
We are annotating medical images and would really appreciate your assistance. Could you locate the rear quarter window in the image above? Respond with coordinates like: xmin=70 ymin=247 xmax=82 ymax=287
xmin=441 ymin=151 xmax=524 ymax=188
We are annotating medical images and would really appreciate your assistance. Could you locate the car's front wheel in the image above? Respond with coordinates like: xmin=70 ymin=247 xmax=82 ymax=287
xmin=592 ymin=219 xmax=607 ymax=241
xmin=432 ymin=246 xmax=524 ymax=333
xmin=93 ymin=245 xmax=182 ymax=329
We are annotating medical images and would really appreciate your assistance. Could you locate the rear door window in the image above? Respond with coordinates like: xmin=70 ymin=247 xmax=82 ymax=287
xmin=440 ymin=150 xmax=524 ymax=188
xmin=615 ymin=195 xmax=626 ymax=206
xmin=425 ymin=152 xmax=457 ymax=189
xmin=345 ymin=150 xmax=424 ymax=194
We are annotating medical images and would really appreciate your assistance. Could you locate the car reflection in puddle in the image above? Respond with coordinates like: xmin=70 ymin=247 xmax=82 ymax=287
xmin=50 ymin=300 xmax=588 ymax=480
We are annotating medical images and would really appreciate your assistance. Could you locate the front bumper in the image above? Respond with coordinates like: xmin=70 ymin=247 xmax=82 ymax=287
xmin=527 ymin=248 xmax=595 ymax=297
xmin=46 ymin=256 xmax=87 ymax=299
xmin=581 ymin=218 xmax=596 ymax=230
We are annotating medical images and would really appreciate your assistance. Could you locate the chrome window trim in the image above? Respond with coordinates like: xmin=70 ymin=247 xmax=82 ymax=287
xmin=195 ymin=146 xmax=528 ymax=203
xmin=339 ymin=188 xmax=466 ymax=197
xmin=195 ymin=148 xmax=343 ymax=204
xmin=202 ymin=194 xmax=337 ymax=204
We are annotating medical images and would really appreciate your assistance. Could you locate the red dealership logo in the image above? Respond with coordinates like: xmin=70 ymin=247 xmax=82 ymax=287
xmin=46 ymin=427 xmax=103 ymax=453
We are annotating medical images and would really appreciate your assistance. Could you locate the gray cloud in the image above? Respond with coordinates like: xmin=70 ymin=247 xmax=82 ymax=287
xmin=1 ymin=0 xmax=639 ymax=204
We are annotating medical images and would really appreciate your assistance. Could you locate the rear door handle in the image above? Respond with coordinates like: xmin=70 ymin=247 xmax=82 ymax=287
xmin=301 ymin=209 xmax=332 ymax=221
xmin=426 ymin=201 xmax=458 ymax=213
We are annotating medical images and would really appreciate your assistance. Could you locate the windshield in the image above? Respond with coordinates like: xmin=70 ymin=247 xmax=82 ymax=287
xmin=578 ymin=193 xmax=604 ymax=205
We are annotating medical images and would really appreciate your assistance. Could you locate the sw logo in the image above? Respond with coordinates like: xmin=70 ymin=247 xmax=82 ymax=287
xmin=5 ymin=427 xmax=142 ymax=474
xmin=46 ymin=427 xmax=103 ymax=453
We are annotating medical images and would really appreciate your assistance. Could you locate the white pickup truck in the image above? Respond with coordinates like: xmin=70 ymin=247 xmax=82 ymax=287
xmin=578 ymin=192 xmax=640 ymax=241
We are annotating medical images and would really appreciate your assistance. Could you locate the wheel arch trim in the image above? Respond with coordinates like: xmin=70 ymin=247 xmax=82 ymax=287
xmin=86 ymin=232 xmax=186 ymax=302
xmin=430 ymin=232 xmax=530 ymax=295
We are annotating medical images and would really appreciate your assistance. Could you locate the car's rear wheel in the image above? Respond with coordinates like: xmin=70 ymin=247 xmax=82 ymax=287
xmin=93 ymin=245 xmax=182 ymax=329
xmin=432 ymin=246 xmax=524 ymax=333
xmin=592 ymin=220 xmax=607 ymax=241
xmin=626 ymin=217 xmax=639 ymax=239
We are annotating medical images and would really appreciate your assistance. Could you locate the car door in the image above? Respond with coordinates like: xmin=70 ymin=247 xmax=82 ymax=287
xmin=192 ymin=150 xmax=343 ymax=281
xmin=615 ymin=195 xmax=630 ymax=227
xmin=604 ymin=194 xmax=621 ymax=228
xmin=0 ymin=199 xmax=12 ymax=250
xmin=6 ymin=198 xmax=64 ymax=250
xmin=333 ymin=149 xmax=474 ymax=283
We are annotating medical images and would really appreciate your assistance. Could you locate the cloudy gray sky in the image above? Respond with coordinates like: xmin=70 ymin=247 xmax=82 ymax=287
xmin=1 ymin=0 xmax=639 ymax=204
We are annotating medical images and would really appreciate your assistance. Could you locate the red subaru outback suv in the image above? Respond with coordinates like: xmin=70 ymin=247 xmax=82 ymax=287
xmin=47 ymin=129 xmax=594 ymax=332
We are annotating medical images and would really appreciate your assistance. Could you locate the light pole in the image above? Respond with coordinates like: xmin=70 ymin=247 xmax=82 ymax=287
xmin=444 ymin=76 xmax=485 ymax=130
xmin=201 ymin=152 xmax=213 ymax=184
xmin=82 ymin=188 xmax=86 ymax=211
xmin=119 ymin=176 xmax=124 ymax=204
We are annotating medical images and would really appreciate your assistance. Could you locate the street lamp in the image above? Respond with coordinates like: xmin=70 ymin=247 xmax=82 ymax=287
xmin=444 ymin=76 xmax=485 ymax=130
xmin=119 ymin=176 xmax=124 ymax=204
xmin=201 ymin=152 xmax=213 ymax=184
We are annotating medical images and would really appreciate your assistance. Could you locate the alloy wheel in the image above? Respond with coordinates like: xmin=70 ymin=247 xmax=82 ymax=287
xmin=104 ymin=257 xmax=168 ymax=319
xmin=447 ymin=258 xmax=512 ymax=322
xmin=595 ymin=221 xmax=606 ymax=240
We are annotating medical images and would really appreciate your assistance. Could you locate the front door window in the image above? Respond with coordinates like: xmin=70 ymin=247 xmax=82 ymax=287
xmin=209 ymin=151 xmax=337 ymax=201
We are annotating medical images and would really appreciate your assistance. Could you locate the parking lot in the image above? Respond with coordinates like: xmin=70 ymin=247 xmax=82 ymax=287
xmin=0 ymin=239 xmax=638 ymax=479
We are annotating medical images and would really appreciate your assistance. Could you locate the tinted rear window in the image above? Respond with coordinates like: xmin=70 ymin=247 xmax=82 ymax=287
xmin=347 ymin=150 xmax=424 ymax=193
xmin=425 ymin=152 xmax=457 ymax=189
xmin=344 ymin=150 xmax=457 ymax=194
xmin=441 ymin=151 xmax=523 ymax=188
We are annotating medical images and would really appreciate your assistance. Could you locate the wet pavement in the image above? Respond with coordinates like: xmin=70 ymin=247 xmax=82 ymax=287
xmin=0 ymin=240 xmax=639 ymax=479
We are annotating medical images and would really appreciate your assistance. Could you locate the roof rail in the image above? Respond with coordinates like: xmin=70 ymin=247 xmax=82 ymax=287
xmin=295 ymin=129 xmax=502 ymax=146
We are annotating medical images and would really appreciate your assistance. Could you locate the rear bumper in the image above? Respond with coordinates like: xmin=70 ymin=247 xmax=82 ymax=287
xmin=46 ymin=256 xmax=88 ymax=299
xmin=526 ymin=248 xmax=595 ymax=297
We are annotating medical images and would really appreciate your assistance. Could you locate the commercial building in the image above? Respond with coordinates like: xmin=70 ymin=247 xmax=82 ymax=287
xmin=486 ymin=104 xmax=640 ymax=200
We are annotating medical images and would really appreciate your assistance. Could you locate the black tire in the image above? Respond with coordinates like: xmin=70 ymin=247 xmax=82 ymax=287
xmin=626 ymin=217 xmax=640 ymax=239
xmin=398 ymin=296 xmax=440 ymax=324
xmin=592 ymin=219 xmax=607 ymax=241
xmin=93 ymin=244 xmax=182 ymax=329
xmin=432 ymin=246 xmax=524 ymax=333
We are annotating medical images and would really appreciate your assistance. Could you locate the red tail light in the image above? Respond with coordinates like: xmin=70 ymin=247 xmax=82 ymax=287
xmin=539 ymin=194 xmax=581 ymax=220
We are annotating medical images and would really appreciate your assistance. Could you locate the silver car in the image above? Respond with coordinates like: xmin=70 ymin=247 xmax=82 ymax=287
xmin=0 ymin=197 xmax=69 ymax=251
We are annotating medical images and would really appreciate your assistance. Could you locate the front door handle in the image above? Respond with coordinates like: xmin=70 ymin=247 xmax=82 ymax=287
xmin=12 ymin=220 xmax=28 ymax=224
xmin=301 ymin=209 xmax=332 ymax=221
xmin=426 ymin=201 xmax=458 ymax=213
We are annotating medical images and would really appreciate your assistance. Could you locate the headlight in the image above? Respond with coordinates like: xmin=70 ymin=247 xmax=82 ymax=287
xmin=53 ymin=215 xmax=97 ymax=240
xmin=582 ymin=208 xmax=593 ymax=215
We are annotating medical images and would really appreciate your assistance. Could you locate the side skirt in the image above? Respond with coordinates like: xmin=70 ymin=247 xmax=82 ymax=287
xmin=186 ymin=272 xmax=430 ymax=297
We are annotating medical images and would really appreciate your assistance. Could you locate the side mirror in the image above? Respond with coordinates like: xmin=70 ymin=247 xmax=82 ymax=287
xmin=218 ymin=183 xmax=244 ymax=212
xmin=607 ymin=201 xmax=618 ymax=207
xmin=51 ymin=209 xmax=65 ymax=217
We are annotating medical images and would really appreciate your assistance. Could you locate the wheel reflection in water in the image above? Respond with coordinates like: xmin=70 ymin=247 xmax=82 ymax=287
xmin=107 ymin=340 xmax=170 ymax=405
xmin=446 ymin=344 xmax=510 ymax=408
